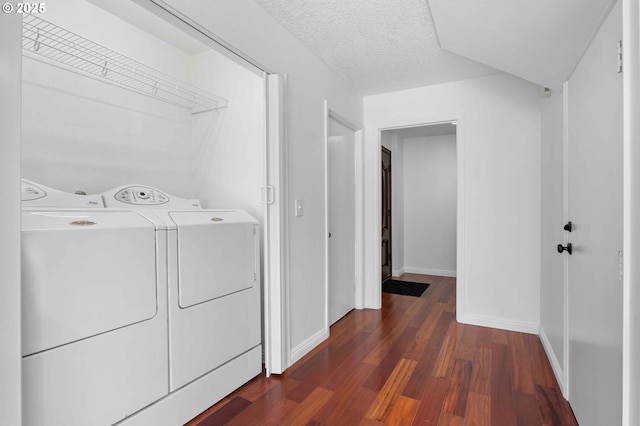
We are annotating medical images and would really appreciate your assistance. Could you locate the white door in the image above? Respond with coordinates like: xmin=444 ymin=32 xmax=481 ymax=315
xmin=327 ymin=115 xmax=356 ymax=325
xmin=264 ymin=74 xmax=287 ymax=375
xmin=566 ymin=1 xmax=623 ymax=424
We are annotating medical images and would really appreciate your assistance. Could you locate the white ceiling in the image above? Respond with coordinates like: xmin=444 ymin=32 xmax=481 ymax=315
xmin=253 ymin=0 xmax=615 ymax=94
xmin=252 ymin=0 xmax=499 ymax=95
xmin=428 ymin=0 xmax=615 ymax=90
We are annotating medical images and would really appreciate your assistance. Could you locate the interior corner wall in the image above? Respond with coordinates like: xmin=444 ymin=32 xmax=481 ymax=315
xmin=363 ymin=73 xmax=541 ymax=331
xmin=189 ymin=50 xmax=265 ymax=222
xmin=0 ymin=12 xmax=22 ymax=426
xmin=539 ymin=87 xmax=566 ymax=379
xmin=157 ymin=0 xmax=363 ymax=359
xmin=403 ymin=134 xmax=457 ymax=276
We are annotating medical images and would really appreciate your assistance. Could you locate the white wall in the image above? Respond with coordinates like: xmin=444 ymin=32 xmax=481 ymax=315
xmin=364 ymin=73 xmax=541 ymax=332
xmin=0 ymin=13 xmax=22 ymax=426
xmin=539 ymin=88 xmax=566 ymax=385
xmin=403 ymin=134 xmax=457 ymax=276
xmin=157 ymin=0 xmax=363 ymax=359
xmin=190 ymin=50 xmax=264 ymax=221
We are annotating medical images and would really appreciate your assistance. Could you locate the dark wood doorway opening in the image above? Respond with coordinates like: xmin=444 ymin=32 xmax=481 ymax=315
xmin=381 ymin=146 xmax=392 ymax=282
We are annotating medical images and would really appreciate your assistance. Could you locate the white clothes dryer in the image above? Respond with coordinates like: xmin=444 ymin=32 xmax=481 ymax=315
xmin=21 ymin=180 xmax=169 ymax=426
xmin=100 ymin=185 xmax=262 ymax=394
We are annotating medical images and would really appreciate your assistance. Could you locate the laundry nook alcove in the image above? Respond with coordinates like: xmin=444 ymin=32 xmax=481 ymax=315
xmin=19 ymin=1 xmax=269 ymax=424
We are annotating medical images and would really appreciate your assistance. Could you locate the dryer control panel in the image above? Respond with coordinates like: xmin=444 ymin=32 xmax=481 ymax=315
xmin=102 ymin=185 xmax=201 ymax=208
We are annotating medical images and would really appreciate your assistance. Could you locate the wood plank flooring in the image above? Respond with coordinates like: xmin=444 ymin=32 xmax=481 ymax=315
xmin=187 ymin=274 xmax=577 ymax=425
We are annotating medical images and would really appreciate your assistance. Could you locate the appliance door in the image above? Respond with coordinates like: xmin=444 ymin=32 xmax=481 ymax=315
xmin=21 ymin=210 xmax=157 ymax=356
xmin=169 ymin=211 xmax=257 ymax=308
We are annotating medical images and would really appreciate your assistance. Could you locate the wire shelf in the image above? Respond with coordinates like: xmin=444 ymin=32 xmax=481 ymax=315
xmin=22 ymin=14 xmax=228 ymax=114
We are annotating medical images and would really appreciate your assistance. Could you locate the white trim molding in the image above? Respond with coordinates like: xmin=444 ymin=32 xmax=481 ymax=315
xmin=391 ymin=267 xmax=405 ymax=278
xmin=404 ymin=267 xmax=457 ymax=277
xmin=459 ymin=313 xmax=539 ymax=335
xmin=289 ymin=328 xmax=330 ymax=366
xmin=539 ymin=325 xmax=567 ymax=397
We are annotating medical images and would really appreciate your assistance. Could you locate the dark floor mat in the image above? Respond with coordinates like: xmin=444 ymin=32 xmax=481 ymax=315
xmin=382 ymin=279 xmax=430 ymax=297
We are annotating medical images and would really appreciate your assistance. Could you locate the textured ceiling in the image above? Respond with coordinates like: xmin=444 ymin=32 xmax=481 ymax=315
xmin=253 ymin=0 xmax=498 ymax=95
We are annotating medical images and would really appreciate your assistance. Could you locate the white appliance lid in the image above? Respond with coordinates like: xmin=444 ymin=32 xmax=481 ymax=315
xmin=21 ymin=210 xmax=158 ymax=356
xmin=22 ymin=210 xmax=155 ymax=231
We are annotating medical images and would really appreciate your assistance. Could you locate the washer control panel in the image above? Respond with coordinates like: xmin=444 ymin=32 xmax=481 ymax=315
xmin=114 ymin=186 xmax=170 ymax=205
xmin=22 ymin=181 xmax=46 ymax=201
xmin=21 ymin=179 xmax=104 ymax=207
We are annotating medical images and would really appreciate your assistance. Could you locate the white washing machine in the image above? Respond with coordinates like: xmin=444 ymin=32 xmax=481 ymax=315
xmin=100 ymin=185 xmax=262 ymax=394
xmin=21 ymin=178 xmax=105 ymax=208
xmin=21 ymin=180 xmax=169 ymax=426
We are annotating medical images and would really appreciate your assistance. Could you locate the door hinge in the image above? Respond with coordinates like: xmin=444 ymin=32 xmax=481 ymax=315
xmin=617 ymin=40 xmax=623 ymax=73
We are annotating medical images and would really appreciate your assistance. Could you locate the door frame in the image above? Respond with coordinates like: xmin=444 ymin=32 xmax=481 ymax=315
xmin=0 ymin=12 xmax=23 ymax=425
xmin=365 ymin=114 xmax=464 ymax=313
xmin=621 ymin=1 xmax=640 ymax=424
xmin=324 ymin=101 xmax=364 ymax=324
xmin=264 ymin=74 xmax=289 ymax=375
xmin=562 ymin=81 xmax=570 ymax=397
xmin=380 ymin=145 xmax=392 ymax=282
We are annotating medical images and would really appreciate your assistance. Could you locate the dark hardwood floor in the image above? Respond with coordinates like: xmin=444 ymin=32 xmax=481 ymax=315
xmin=187 ymin=274 xmax=577 ymax=425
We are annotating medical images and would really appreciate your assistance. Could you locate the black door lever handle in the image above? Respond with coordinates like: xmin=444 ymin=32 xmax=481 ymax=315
xmin=563 ymin=221 xmax=572 ymax=232
xmin=557 ymin=243 xmax=572 ymax=255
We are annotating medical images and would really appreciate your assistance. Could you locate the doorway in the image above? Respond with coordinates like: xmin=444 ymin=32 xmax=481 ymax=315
xmin=381 ymin=146 xmax=392 ymax=282
xmin=380 ymin=123 xmax=458 ymax=284
xmin=327 ymin=111 xmax=357 ymax=325
xmin=16 ymin=0 xmax=290 ymax=389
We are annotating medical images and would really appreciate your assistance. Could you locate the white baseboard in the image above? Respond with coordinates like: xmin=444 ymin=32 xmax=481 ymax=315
xmin=538 ymin=325 xmax=566 ymax=397
xmin=404 ymin=267 xmax=457 ymax=277
xmin=289 ymin=327 xmax=329 ymax=366
xmin=458 ymin=313 xmax=539 ymax=334
xmin=392 ymin=267 xmax=405 ymax=277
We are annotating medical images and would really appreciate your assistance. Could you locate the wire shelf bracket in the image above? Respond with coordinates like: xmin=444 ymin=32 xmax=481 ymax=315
xmin=22 ymin=14 xmax=228 ymax=114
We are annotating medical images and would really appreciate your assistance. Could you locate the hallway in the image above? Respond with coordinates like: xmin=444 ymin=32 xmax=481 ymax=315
xmin=188 ymin=275 xmax=576 ymax=425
